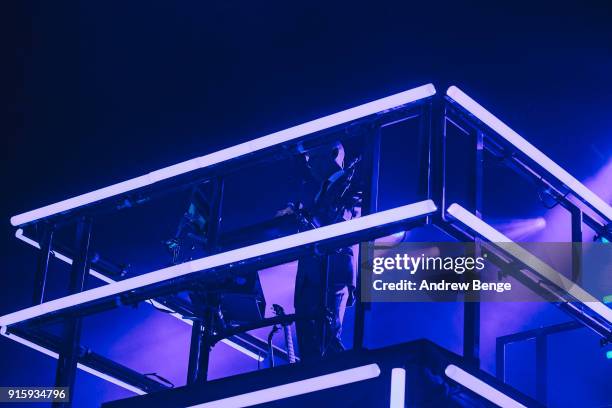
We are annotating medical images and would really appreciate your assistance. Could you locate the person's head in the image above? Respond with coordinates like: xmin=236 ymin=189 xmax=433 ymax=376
xmin=303 ymin=141 xmax=345 ymax=182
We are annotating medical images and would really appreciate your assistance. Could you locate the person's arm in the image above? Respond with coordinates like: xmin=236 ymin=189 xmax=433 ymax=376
xmin=275 ymin=201 xmax=303 ymax=217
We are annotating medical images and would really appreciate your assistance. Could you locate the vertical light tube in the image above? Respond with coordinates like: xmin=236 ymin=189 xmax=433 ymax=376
xmin=389 ymin=368 xmax=406 ymax=408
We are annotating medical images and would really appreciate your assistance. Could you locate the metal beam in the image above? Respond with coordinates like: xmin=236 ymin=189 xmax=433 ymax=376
xmin=33 ymin=223 xmax=54 ymax=304
xmin=353 ymin=125 xmax=382 ymax=350
xmin=54 ymin=217 xmax=92 ymax=407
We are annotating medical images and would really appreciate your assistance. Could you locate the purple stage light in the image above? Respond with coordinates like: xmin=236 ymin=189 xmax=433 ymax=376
xmin=536 ymin=158 xmax=612 ymax=242
xmin=493 ymin=217 xmax=547 ymax=241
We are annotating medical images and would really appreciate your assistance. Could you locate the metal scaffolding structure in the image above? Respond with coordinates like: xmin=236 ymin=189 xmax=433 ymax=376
xmin=1 ymin=83 xmax=610 ymax=406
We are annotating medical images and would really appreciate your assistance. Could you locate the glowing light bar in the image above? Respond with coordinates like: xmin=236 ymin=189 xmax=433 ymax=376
xmin=10 ymin=85 xmax=436 ymax=227
xmin=14 ymin=229 xmax=264 ymax=362
xmin=0 ymin=200 xmax=436 ymax=327
xmin=446 ymin=86 xmax=612 ymax=222
xmin=187 ymin=363 xmax=381 ymax=408
xmin=446 ymin=203 xmax=612 ymax=324
xmin=0 ymin=327 xmax=145 ymax=395
xmin=389 ymin=368 xmax=406 ymax=408
xmin=445 ymin=364 xmax=525 ymax=408
xmin=607 ymin=350 xmax=612 ymax=359
xmin=219 ymin=339 xmax=263 ymax=362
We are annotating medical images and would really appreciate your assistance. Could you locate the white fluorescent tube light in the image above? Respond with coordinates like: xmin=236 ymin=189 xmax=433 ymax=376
xmin=187 ymin=363 xmax=381 ymax=408
xmin=10 ymin=84 xmax=436 ymax=227
xmin=0 ymin=327 xmax=145 ymax=395
xmin=219 ymin=339 xmax=263 ymax=362
xmin=389 ymin=368 xmax=406 ymax=408
xmin=0 ymin=200 xmax=437 ymax=327
xmin=14 ymin=229 xmax=264 ymax=362
xmin=445 ymin=364 xmax=525 ymax=408
xmin=76 ymin=364 xmax=145 ymax=396
xmin=446 ymin=203 xmax=612 ymax=324
xmin=446 ymin=86 xmax=612 ymax=222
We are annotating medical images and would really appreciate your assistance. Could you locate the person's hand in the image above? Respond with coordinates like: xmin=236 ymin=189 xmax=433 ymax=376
xmin=351 ymin=190 xmax=363 ymax=206
xmin=276 ymin=206 xmax=295 ymax=217
xmin=276 ymin=202 xmax=301 ymax=217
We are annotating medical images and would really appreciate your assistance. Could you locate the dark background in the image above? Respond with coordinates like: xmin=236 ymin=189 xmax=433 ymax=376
xmin=2 ymin=1 xmax=611 ymax=406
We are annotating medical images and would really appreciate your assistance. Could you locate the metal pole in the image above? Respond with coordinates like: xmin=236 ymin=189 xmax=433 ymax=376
xmin=320 ymin=254 xmax=331 ymax=356
xmin=463 ymin=130 xmax=484 ymax=368
xmin=463 ymin=300 xmax=480 ymax=368
xmin=535 ymin=334 xmax=548 ymax=404
xmin=429 ymin=100 xmax=446 ymax=214
xmin=33 ymin=223 xmax=55 ymax=305
xmin=187 ymin=302 xmax=216 ymax=385
xmin=187 ymin=319 xmax=205 ymax=385
xmin=186 ymin=178 xmax=224 ymax=384
xmin=353 ymin=126 xmax=381 ymax=350
xmin=205 ymin=178 xmax=224 ymax=254
xmin=54 ymin=216 xmax=92 ymax=407
xmin=474 ymin=131 xmax=484 ymax=219
xmin=417 ymin=104 xmax=432 ymax=201
xmin=495 ymin=339 xmax=505 ymax=382
xmin=570 ymin=207 xmax=583 ymax=284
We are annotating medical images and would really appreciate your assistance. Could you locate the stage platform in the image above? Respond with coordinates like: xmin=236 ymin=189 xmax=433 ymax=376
xmin=102 ymin=339 xmax=540 ymax=408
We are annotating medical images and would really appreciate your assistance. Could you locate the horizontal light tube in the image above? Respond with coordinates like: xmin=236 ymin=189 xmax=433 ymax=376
xmin=10 ymin=84 xmax=436 ymax=227
xmin=389 ymin=368 xmax=406 ymax=408
xmin=219 ymin=339 xmax=263 ymax=362
xmin=14 ymin=229 xmax=264 ymax=362
xmin=446 ymin=86 xmax=612 ymax=222
xmin=445 ymin=364 xmax=525 ymax=408
xmin=446 ymin=203 xmax=612 ymax=324
xmin=0 ymin=200 xmax=436 ymax=327
xmin=188 ymin=363 xmax=381 ymax=408
xmin=0 ymin=327 xmax=145 ymax=395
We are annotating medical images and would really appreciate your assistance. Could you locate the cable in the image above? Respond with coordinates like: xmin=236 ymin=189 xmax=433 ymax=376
xmin=267 ymin=325 xmax=281 ymax=368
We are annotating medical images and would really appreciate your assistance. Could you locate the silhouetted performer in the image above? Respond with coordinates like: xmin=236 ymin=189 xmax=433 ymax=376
xmin=278 ymin=141 xmax=361 ymax=361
